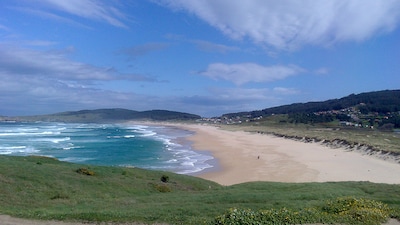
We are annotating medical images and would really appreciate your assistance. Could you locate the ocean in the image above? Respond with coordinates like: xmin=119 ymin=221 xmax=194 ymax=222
xmin=0 ymin=121 xmax=214 ymax=174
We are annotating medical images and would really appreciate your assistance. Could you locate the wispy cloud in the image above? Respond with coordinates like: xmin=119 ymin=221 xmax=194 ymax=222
xmin=0 ymin=45 xmax=158 ymax=82
xmin=157 ymin=0 xmax=400 ymax=50
xmin=10 ymin=7 xmax=92 ymax=29
xmin=0 ymin=72 xmax=144 ymax=115
xmin=191 ymin=40 xmax=239 ymax=53
xmin=164 ymin=33 xmax=240 ymax=54
xmin=119 ymin=42 xmax=170 ymax=59
xmin=39 ymin=0 xmax=129 ymax=28
xmin=11 ymin=0 xmax=130 ymax=28
xmin=198 ymin=63 xmax=303 ymax=85
xmin=314 ymin=67 xmax=329 ymax=75
xmin=273 ymin=87 xmax=299 ymax=95
xmin=179 ymin=86 xmax=299 ymax=116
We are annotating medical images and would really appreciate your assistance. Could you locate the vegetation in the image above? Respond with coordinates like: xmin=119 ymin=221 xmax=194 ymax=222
xmin=214 ymin=197 xmax=391 ymax=224
xmin=222 ymin=90 xmax=400 ymax=129
xmin=76 ymin=167 xmax=95 ymax=176
xmin=224 ymin=90 xmax=400 ymax=117
xmin=218 ymin=115 xmax=400 ymax=154
xmin=0 ymin=155 xmax=399 ymax=224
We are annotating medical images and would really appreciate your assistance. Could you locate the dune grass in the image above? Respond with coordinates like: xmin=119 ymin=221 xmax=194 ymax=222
xmin=222 ymin=115 xmax=400 ymax=154
xmin=0 ymin=155 xmax=400 ymax=224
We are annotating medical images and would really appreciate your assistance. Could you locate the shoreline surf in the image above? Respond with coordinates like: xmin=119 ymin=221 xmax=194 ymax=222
xmin=0 ymin=121 xmax=214 ymax=175
xmin=3 ymin=121 xmax=400 ymax=186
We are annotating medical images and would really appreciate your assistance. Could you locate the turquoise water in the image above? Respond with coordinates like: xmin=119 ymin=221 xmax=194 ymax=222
xmin=0 ymin=122 xmax=213 ymax=174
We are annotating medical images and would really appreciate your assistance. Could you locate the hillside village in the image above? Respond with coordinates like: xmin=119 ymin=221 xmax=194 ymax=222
xmin=203 ymin=103 xmax=400 ymax=130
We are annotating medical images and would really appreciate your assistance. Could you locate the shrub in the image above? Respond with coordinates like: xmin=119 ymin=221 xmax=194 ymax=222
xmin=213 ymin=208 xmax=259 ymax=225
xmin=154 ymin=184 xmax=171 ymax=193
xmin=76 ymin=168 xmax=95 ymax=176
xmin=322 ymin=196 xmax=390 ymax=224
xmin=160 ymin=174 xmax=169 ymax=183
xmin=211 ymin=197 xmax=390 ymax=225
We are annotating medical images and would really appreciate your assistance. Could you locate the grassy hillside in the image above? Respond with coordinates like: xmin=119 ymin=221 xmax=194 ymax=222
xmin=0 ymin=155 xmax=399 ymax=224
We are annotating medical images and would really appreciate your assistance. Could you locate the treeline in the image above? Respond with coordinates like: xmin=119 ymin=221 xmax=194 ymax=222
xmin=288 ymin=113 xmax=335 ymax=124
xmin=224 ymin=90 xmax=400 ymax=118
xmin=287 ymin=113 xmax=400 ymax=128
xmin=380 ymin=115 xmax=400 ymax=128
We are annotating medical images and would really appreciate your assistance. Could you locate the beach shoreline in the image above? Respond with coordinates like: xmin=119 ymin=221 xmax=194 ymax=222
xmin=156 ymin=122 xmax=400 ymax=186
xmin=2 ymin=122 xmax=400 ymax=225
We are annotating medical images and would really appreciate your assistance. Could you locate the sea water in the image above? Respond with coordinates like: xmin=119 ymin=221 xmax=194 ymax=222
xmin=0 ymin=121 xmax=213 ymax=174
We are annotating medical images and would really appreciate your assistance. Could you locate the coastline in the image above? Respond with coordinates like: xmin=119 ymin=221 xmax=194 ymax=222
xmin=171 ymin=123 xmax=400 ymax=186
xmin=2 ymin=122 xmax=400 ymax=225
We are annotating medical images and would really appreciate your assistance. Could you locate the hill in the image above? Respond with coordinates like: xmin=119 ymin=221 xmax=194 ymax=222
xmin=224 ymin=90 xmax=400 ymax=117
xmin=8 ymin=108 xmax=201 ymax=123
xmin=221 ymin=90 xmax=400 ymax=128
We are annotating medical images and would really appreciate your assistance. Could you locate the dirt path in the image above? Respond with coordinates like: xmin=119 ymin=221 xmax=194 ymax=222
xmin=1 ymin=215 xmax=399 ymax=225
xmin=0 ymin=215 xmax=163 ymax=225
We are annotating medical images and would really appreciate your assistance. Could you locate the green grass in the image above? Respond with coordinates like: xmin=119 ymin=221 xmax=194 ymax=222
xmin=0 ymin=155 xmax=400 ymax=224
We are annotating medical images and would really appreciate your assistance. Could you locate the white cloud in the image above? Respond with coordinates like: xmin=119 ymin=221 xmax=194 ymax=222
xmin=0 ymin=45 xmax=111 ymax=80
xmin=41 ymin=0 xmax=128 ymax=27
xmin=0 ymin=45 xmax=157 ymax=82
xmin=15 ymin=0 xmax=129 ymax=28
xmin=156 ymin=0 xmax=400 ymax=50
xmin=273 ymin=87 xmax=299 ymax=95
xmin=0 ymin=72 xmax=164 ymax=116
xmin=9 ymin=6 xmax=92 ymax=29
xmin=314 ymin=68 xmax=329 ymax=75
xmin=179 ymin=86 xmax=300 ymax=116
xmin=191 ymin=40 xmax=239 ymax=53
xmin=199 ymin=63 xmax=303 ymax=85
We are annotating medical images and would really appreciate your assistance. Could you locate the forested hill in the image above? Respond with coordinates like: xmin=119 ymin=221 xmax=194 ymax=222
xmin=9 ymin=108 xmax=201 ymax=123
xmin=223 ymin=90 xmax=400 ymax=118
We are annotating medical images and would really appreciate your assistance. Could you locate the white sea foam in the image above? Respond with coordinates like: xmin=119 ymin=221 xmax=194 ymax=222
xmin=0 ymin=145 xmax=40 ymax=155
xmin=139 ymin=131 xmax=156 ymax=137
xmin=0 ymin=131 xmax=61 ymax=136
xmin=0 ymin=146 xmax=26 ymax=154
xmin=107 ymin=135 xmax=122 ymax=139
xmin=61 ymin=157 xmax=95 ymax=162
xmin=62 ymin=143 xmax=79 ymax=150
xmin=139 ymin=125 xmax=214 ymax=174
xmin=33 ymin=137 xmax=70 ymax=143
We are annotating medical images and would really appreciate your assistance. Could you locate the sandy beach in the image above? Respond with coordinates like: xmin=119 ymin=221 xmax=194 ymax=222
xmin=173 ymin=123 xmax=400 ymax=186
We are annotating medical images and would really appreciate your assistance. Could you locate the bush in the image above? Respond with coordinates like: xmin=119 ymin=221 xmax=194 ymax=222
xmin=322 ymin=197 xmax=390 ymax=224
xmin=160 ymin=175 xmax=169 ymax=183
xmin=213 ymin=208 xmax=325 ymax=225
xmin=211 ymin=197 xmax=390 ymax=225
xmin=76 ymin=168 xmax=95 ymax=176
xmin=154 ymin=184 xmax=171 ymax=193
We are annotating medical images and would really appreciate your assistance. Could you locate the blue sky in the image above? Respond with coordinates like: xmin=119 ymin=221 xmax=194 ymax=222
xmin=1 ymin=0 xmax=400 ymax=117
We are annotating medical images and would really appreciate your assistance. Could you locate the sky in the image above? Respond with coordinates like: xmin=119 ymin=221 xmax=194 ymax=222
xmin=1 ymin=0 xmax=400 ymax=117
